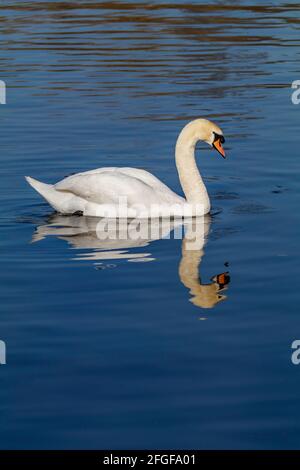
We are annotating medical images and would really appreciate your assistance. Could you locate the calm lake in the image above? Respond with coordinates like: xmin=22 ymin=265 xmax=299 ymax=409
xmin=1 ymin=0 xmax=300 ymax=449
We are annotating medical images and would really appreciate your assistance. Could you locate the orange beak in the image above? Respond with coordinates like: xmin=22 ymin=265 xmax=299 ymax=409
xmin=213 ymin=138 xmax=226 ymax=158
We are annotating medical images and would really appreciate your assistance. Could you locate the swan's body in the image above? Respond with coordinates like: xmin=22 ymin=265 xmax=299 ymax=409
xmin=26 ymin=167 xmax=186 ymax=218
xmin=26 ymin=118 xmax=226 ymax=218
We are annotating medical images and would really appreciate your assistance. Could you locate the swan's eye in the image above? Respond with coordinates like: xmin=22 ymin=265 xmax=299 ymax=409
xmin=213 ymin=132 xmax=225 ymax=144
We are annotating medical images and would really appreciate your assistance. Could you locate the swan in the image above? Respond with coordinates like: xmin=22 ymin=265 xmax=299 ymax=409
xmin=25 ymin=118 xmax=226 ymax=218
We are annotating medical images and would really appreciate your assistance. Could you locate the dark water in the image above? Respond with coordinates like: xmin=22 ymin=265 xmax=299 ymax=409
xmin=1 ymin=0 xmax=300 ymax=449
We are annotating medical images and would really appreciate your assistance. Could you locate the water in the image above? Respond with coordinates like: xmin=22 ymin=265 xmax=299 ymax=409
xmin=1 ymin=0 xmax=300 ymax=449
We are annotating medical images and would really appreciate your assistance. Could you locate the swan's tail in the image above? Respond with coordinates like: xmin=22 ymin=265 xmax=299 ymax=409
xmin=25 ymin=176 xmax=53 ymax=198
xmin=25 ymin=176 xmax=65 ymax=212
xmin=25 ymin=176 xmax=84 ymax=214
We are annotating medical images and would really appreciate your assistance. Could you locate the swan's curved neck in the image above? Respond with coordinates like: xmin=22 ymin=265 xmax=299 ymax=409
xmin=175 ymin=122 xmax=210 ymax=212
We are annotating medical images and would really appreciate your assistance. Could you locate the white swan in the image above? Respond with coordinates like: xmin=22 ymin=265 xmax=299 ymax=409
xmin=25 ymin=118 xmax=226 ymax=218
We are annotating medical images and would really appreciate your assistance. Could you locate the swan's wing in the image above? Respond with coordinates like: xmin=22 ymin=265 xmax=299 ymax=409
xmin=65 ymin=167 xmax=173 ymax=191
xmin=55 ymin=171 xmax=157 ymax=205
xmin=55 ymin=167 xmax=184 ymax=205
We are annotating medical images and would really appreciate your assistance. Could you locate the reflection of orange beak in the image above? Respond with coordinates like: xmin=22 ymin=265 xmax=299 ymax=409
xmin=213 ymin=138 xmax=226 ymax=158
xmin=213 ymin=271 xmax=230 ymax=289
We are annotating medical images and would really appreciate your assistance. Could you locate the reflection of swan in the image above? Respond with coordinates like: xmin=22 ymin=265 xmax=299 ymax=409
xmin=32 ymin=214 xmax=185 ymax=262
xmin=180 ymin=223 xmax=230 ymax=309
xmin=25 ymin=119 xmax=225 ymax=217
xmin=31 ymin=214 xmax=230 ymax=310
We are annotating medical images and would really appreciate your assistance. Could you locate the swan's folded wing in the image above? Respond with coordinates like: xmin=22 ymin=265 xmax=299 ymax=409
xmin=55 ymin=167 xmax=185 ymax=206
xmin=55 ymin=171 xmax=159 ymax=205
xmin=57 ymin=167 xmax=174 ymax=192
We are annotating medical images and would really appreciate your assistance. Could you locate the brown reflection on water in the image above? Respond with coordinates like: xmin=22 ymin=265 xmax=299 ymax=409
xmin=1 ymin=1 xmax=299 ymax=125
xmin=2 ymin=2 xmax=300 ymax=53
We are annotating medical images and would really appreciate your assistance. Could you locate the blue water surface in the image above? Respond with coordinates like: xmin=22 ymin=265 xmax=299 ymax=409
xmin=0 ymin=0 xmax=300 ymax=449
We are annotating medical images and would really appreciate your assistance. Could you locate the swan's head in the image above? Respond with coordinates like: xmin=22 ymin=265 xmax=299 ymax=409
xmin=177 ymin=118 xmax=226 ymax=158
xmin=198 ymin=118 xmax=226 ymax=158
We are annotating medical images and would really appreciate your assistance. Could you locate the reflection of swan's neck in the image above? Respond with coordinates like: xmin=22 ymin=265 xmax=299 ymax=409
xmin=175 ymin=122 xmax=210 ymax=211
xmin=179 ymin=239 xmax=206 ymax=306
xmin=179 ymin=236 xmax=227 ymax=309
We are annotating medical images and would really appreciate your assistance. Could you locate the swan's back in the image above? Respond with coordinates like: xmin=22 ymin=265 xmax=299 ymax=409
xmin=55 ymin=167 xmax=185 ymax=206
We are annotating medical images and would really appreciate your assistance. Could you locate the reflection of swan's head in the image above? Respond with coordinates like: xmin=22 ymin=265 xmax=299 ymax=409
xmin=190 ymin=272 xmax=230 ymax=309
xmin=177 ymin=118 xmax=226 ymax=158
